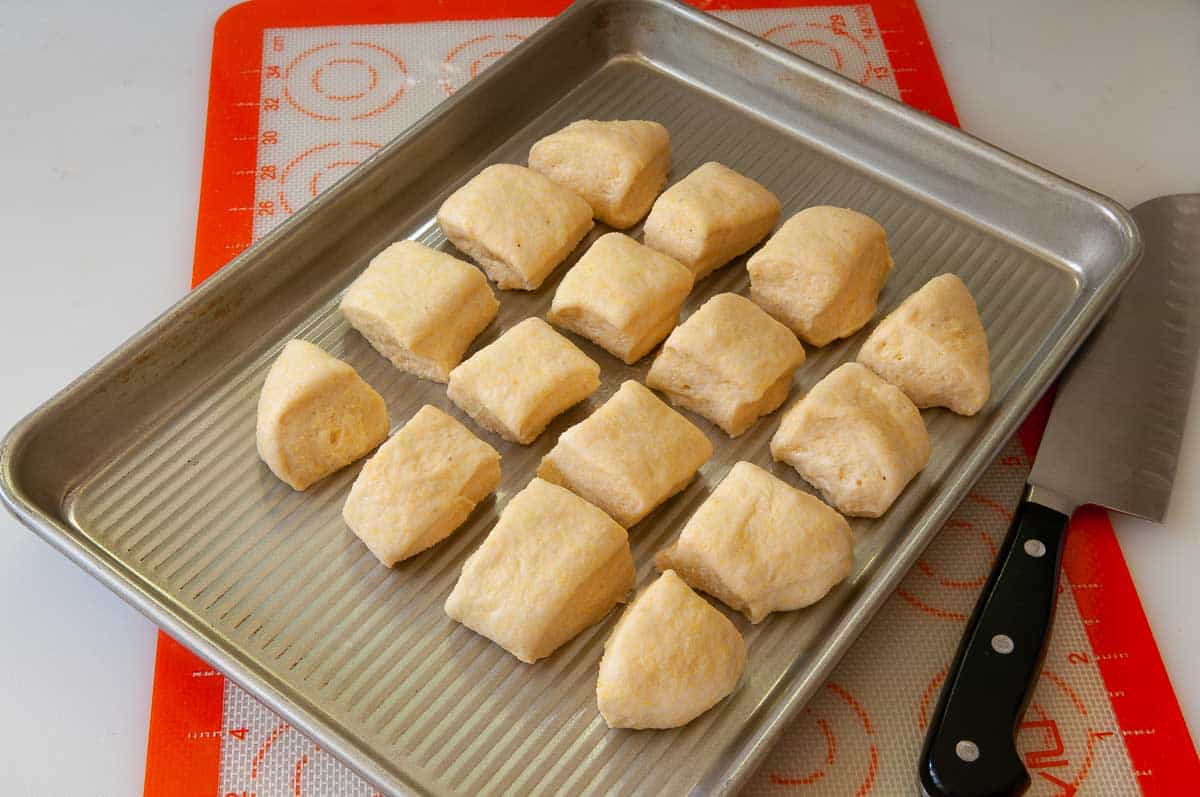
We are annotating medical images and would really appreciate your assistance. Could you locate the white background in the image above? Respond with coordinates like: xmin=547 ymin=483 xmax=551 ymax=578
xmin=1 ymin=1 xmax=1198 ymax=794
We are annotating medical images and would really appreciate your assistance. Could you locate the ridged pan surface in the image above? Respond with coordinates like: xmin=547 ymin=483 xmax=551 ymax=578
xmin=1 ymin=1 xmax=1139 ymax=795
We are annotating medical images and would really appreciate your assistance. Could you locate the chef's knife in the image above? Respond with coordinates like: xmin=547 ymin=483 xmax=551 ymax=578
xmin=919 ymin=194 xmax=1200 ymax=797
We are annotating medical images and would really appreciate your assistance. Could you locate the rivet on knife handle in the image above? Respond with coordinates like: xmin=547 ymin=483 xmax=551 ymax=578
xmin=918 ymin=492 xmax=1069 ymax=797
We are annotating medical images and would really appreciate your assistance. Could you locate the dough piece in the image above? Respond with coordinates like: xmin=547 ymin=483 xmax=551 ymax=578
xmin=339 ymin=241 xmax=498 ymax=383
xmin=343 ymin=405 xmax=501 ymax=566
xmin=770 ymin=363 xmax=929 ymax=517
xmin=528 ymin=119 xmax=671 ymax=229
xmin=646 ymin=293 xmax=806 ymax=436
xmin=857 ymin=273 xmax=991 ymax=415
xmin=747 ymin=206 xmax=894 ymax=346
xmin=538 ymin=380 xmax=713 ymax=527
xmin=447 ymin=317 xmax=600 ymax=444
xmin=548 ymin=232 xmax=693 ymax=364
xmin=437 ymin=164 xmax=594 ymax=291
xmin=656 ymin=461 xmax=853 ymax=623
xmin=596 ymin=570 xmax=745 ymax=729
xmin=444 ymin=478 xmax=635 ymax=664
xmin=643 ymin=162 xmax=781 ymax=281
xmin=256 ymin=340 xmax=389 ymax=491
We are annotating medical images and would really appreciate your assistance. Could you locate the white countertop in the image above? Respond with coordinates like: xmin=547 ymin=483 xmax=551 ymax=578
xmin=1 ymin=1 xmax=1197 ymax=794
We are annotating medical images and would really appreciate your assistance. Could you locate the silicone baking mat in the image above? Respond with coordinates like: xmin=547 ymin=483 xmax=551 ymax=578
xmin=144 ymin=2 xmax=1198 ymax=795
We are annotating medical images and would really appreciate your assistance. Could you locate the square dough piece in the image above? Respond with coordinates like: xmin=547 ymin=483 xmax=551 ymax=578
xmin=857 ymin=273 xmax=991 ymax=415
xmin=656 ymin=461 xmax=854 ymax=623
xmin=343 ymin=405 xmax=501 ymax=566
xmin=444 ymin=478 xmax=635 ymax=664
xmin=597 ymin=570 xmax=745 ymax=729
xmin=256 ymin=339 xmax=389 ymax=491
xmin=646 ymin=293 xmax=806 ymax=436
xmin=437 ymin=163 xmax=594 ymax=291
xmin=747 ymin=206 xmax=894 ymax=346
xmin=528 ymin=119 xmax=670 ymax=229
xmin=547 ymin=232 xmax=693 ymax=364
xmin=339 ymin=241 xmax=498 ymax=383
xmin=447 ymin=317 xmax=600 ymax=445
xmin=770 ymin=362 xmax=930 ymax=517
xmin=642 ymin=162 xmax=780 ymax=281
xmin=538 ymin=380 xmax=713 ymax=527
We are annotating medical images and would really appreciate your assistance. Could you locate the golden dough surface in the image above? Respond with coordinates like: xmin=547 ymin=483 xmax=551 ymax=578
xmin=447 ymin=317 xmax=600 ymax=445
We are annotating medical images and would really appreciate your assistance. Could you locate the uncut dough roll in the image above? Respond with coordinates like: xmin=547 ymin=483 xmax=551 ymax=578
xmin=256 ymin=339 xmax=389 ymax=491
xmin=437 ymin=164 xmax=594 ymax=291
xmin=857 ymin=273 xmax=990 ymax=415
xmin=643 ymin=162 xmax=780 ymax=281
xmin=597 ymin=570 xmax=745 ymax=729
xmin=747 ymin=206 xmax=893 ymax=346
xmin=771 ymin=363 xmax=929 ymax=517
xmin=445 ymin=478 xmax=635 ymax=664
xmin=656 ymin=461 xmax=853 ymax=623
xmin=529 ymin=119 xmax=670 ymax=229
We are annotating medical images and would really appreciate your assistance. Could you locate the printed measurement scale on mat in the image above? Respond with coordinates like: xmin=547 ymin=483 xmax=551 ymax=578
xmin=145 ymin=2 xmax=1198 ymax=795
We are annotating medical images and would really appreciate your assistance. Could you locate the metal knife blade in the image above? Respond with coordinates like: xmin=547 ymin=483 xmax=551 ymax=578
xmin=921 ymin=193 xmax=1200 ymax=797
xmin=1030 ymin=194 xmax=1200 ymax=521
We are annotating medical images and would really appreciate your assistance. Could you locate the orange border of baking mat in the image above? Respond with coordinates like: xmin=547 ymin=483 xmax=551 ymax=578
xmin=144 ymin=2 xmax=1196 ymax=795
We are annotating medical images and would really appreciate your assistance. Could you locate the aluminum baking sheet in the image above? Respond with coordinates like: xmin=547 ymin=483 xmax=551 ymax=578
xmin=0 ymin=1 xmax=1140 ymax=794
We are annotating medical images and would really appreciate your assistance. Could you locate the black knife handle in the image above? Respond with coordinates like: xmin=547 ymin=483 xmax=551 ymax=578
xmin=918 ymin=492 xmax=1069 ymax=797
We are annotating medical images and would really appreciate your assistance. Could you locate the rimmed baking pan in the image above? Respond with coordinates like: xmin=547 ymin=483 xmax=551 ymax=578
xmin=0 ymin=1 xmax=1139 ymax=794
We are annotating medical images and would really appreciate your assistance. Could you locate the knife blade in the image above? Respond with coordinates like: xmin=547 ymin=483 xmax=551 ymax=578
xmin=919 ymin=194 xmax=1200 ymax=797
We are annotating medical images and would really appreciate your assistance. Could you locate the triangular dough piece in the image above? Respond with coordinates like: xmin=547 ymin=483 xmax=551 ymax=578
xmin=857 ymin=273 xmax=990 ymax=415
xmin=596 ymin=570 xmax=745 ymax=729
xmin=256 ymin=340 xmax=389 ymax=490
